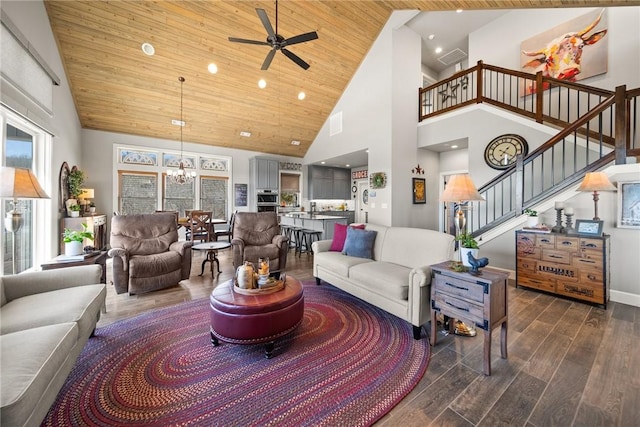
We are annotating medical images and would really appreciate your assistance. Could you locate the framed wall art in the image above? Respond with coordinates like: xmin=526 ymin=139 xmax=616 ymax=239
xmin=617 ymin=180 xmax=640 ymax=229
xmin=412 ymin=178 xmax=426 ymax=204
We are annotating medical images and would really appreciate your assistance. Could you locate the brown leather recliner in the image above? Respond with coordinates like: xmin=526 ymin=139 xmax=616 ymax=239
xmin=108 ymin=213 xmax=193 ymax=295
xmin=231 ymin=212 xmax=288 ymax=272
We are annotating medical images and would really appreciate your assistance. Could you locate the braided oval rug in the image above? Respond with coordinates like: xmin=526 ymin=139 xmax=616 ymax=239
xmin=43 ymin=282 xmax=430 ymax=426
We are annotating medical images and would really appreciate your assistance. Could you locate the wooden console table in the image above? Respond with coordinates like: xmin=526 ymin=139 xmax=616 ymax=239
xmin=41 ymin=251 xmax=108 ymax=284
xmin=430 ymin=262 xmax=508 ymax=376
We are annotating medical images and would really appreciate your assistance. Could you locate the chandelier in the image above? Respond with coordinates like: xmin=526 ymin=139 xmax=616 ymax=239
xmin=167 ymin=76 xmax=196 ymax=185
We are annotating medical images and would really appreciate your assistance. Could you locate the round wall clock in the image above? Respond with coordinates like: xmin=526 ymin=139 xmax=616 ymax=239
xmin=484 ymin=134 xmax=529 ymax=170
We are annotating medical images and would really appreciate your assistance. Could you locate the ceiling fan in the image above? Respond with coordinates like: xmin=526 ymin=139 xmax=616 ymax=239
xmin=228 ymin=0 xmax=318 ymax=70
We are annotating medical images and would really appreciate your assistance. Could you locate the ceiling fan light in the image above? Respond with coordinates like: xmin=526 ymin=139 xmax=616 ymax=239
xmin=258 ymin=79 xmax=267 ymax=89
xmin=141 ymin=42 xmax=155 ymax=56
xmin=297 ymin=91 xmax=306 ymax=100
xmin=208 ymin=63 xmax=218 ymax=74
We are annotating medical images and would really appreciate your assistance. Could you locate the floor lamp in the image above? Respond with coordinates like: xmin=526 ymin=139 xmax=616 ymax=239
xmin=439 ymin=173 xmax=484 ymax=337
xmin=1 ymin=167 xmax=50 ymax=274
xmin=577 ymin=172 xmax=616 ymax=221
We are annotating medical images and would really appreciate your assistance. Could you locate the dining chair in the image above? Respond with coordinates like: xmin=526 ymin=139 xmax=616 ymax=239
xmin=214 ymin=210 xmax=236 ymax=242
xmin=188 ymin=210 xmax=213 ymax=242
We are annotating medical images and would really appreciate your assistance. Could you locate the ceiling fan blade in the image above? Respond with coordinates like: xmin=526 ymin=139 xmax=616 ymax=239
xmin=281 ymin=48 xmax=310 ymax=70
xmin=228 ymin=37 xmax=270 ymax=46
xmin=261 ymin=49 xmax=277 ymax=70
xmin=285 ymin=31 xmax=318 ymax=46
xmin=256 ymin=8 xmax=276 ymax=39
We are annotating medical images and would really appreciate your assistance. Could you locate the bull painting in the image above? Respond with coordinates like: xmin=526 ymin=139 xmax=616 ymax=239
xmin=520 ymin=9 xmax=608 ymax=94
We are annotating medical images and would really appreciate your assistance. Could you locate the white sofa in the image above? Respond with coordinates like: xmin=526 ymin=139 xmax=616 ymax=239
xmin=312 ymin=224 xmax=455 ymax=339
xmin=0 ymin=265 xmax=105 ymax=427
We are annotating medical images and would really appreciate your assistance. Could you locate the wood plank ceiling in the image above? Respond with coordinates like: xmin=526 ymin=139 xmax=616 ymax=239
xmin=44 ymin=1 xmax=629 ymax=158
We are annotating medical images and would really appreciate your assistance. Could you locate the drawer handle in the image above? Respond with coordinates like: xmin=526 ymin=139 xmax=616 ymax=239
xmin=445 ymin=281 xmax=469 ymax=291
xmin=579 ymin=259 xmax=596 ymax=264
xmin=561 ymin=241 xmax=573 ymax=246
xmin=584 ymin=243 xmax=597 ymax=248
xmin=541 ymin=239 xmax=551 ymax=243
xmin=587 ymin=274 xmax=597 ymax=281
xmin=445 ymin=301 xmax=469 ymax=312
xmin=548 ymin=255 xmax=563 ymax=259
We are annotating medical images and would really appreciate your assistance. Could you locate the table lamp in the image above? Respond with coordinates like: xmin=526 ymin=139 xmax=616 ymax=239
xmin=440 ymin=173 xmax=485 ymax=235
xmin=576 ymin=172 xmax=616 ymax=220
xmin=1 ymin=167 xmax=50 ymax=274
xmin=79 ymin=188 xmax=94 ymax=204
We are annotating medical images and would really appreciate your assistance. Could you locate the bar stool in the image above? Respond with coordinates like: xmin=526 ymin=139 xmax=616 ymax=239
xmin=297 ymin=229 xmax=322 ymax=257
xmin=289 ymin=226 xmax=303 ymax=251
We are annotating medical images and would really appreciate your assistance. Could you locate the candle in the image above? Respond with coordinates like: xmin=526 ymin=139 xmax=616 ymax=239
xmin=564 ymin=207 xmax=574 ymax=215
xmin=555 ymin=201 xmax=564 ymax=209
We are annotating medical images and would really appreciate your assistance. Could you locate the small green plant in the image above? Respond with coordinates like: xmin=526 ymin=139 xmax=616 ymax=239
xmin=524 ymin=208 xmax=538 ymax=217
xmin=69 ymin=204 xmax=81 ymax=212
xmin=89 ymin=201 xmax=96 ymax=208
xmin=67 ymin=168 xmax=85 ymax=199
xmin=63 ymin=224 xmax=94 ymax=243
xmin=455 ymin=232 xmax=478 ymax=249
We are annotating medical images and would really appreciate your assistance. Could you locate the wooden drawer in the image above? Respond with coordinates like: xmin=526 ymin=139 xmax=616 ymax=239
xmin=556 ymin=281 xmax=604 ymax=304
xmin=536 ymin=261 xmax=579 ymax=282
xmin=433 ymin=274 xmax=485 ymax=303
xmin=518 ymin=273 xmax=556 ymax=293
xmin=580 ymin=238 xmax=604 ymax=251
xmin=579 ymin=269 xmax=604 ymax=285
xmin=517 ymin=234 xmax=540 ymax=257
xmin=517 ymin=258 xmax=536 ymax=272
xmin=574 ymin=254 xmax=604 ymax=271
xmin=536 ymin=234 xmax=555 ymax=248
xmin=555 ymin=236 xmax=579 ymax=250
xmin=541 ymin=249 xmax=572 ymax=265
xmin=432 ymin=291 xmax=484 ymax=326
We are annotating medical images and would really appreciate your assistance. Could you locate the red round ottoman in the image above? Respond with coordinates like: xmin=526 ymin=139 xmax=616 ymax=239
xmin=209 ymin=276 xmax=304 ymax=358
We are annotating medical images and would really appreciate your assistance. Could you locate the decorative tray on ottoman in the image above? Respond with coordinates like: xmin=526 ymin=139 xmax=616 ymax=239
xmin=233 ymin=272 xmax=286 ymax=295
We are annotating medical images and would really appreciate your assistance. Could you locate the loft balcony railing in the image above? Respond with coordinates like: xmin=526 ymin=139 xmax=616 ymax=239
xmin=419 ymin=61 xmax=639 ymax=235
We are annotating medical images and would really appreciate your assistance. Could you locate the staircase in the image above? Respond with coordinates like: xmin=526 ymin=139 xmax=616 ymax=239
xmin=419 ymin=61 xmax=640 ymax=236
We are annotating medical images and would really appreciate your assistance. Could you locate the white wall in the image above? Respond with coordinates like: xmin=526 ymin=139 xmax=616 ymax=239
xmin=82 ymin=129 xmax=303 ymax=223
xmin=1 ymin=1 xmax=83 ymax=259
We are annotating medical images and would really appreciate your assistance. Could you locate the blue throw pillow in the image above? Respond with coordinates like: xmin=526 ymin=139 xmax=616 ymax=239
xmin=342 ymin=227 xmax=377 ymax=259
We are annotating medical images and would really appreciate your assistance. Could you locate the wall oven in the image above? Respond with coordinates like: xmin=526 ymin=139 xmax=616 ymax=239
xmin=257 ymin=190 xmax=278 ymax=213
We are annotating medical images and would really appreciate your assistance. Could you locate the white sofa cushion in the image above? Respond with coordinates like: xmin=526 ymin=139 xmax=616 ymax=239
xmin=0 ymin=285 xmax=105 ymax=338
xmin=349 ymin=261 xmax=412 ymax=301
xmin=0 ymin=323 xmax=78 ymax=425
xmin=314 ymin=251 xmax=373 ymax=277
xmin=380 ymin=227 xmax=456 ymax=268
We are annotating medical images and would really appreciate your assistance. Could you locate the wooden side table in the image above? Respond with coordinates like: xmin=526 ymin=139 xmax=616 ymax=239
xmin=430 ymin=261 xmax=508 ymax=376
xmin=41 ymin=251 xmax=108 ymax=284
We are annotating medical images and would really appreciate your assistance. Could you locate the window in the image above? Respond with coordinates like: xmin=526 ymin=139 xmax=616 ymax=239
xmin=1 ymin=107 xmax=51 ymax=274
xmin=200 ymin=176 xmax=228 ymax=220
xmin=115 ymin=146 xmax=232 ymax=219
xmin=118 ymin=171 xmax=157 ymax=215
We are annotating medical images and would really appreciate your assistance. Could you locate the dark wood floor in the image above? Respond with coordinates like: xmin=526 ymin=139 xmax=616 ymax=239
xmin=99 ymin=249 xmax=640 ymax=427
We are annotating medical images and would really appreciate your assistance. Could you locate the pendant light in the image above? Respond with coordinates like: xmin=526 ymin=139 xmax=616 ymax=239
xmin=167 ymin=76 xmax=195 ymax=184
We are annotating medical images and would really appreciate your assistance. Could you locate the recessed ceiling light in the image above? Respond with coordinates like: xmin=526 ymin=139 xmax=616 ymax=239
xmin=428 ymin=34 xmax=435 ymax=40
xmin=258 ymin=79 xmax=267 ymax=89
xmin=207 ymin=63 xmax=218 ymax=74
xmin=297 ymin=91 xmax=306 ymax=100
xmin=456 ymin=9 xmax=463 ymax=13
xmin=141 ymin=42 xmax=155 ymax=56
xmin=345 ymin=164 xmax=350 ymax=168
xmin=435 ymin=47 xmax=443 ymax=54
xmin=365 ymin=150 xmax=369 ymax=153
xmin=451 ymin=145 xmax=458 ymax=149
xmin=171 ymin=119 xmax=185 ymax=127
xmin=320 ymin=161 xmax=326 ymax=165
xmin=240 ymin=131 xmax=251 ymax=137
xmin=291 ymin=140 xmax=301 ymax=146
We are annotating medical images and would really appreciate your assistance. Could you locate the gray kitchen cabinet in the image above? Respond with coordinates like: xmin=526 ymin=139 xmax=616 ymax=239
xmin=251 ymin=157 xmax=279 ymax=191
xmin=308 ymin=166 xmax=351 ymax=200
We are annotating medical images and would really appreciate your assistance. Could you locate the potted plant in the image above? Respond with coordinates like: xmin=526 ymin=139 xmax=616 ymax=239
xmin=69 ymin=203 xmax=81 ymax=218
xmin=63 ymin=224 xmax=94 ymax=256
xmin=456 ymin=232 xmax=479 ymax=267
xmin=66 ymin=168 xmax=85 ymax=214
xmin=88 ymin=201 xmax=96 ymax=214
xmin=524 ymin=208 xmax=539 ymax=227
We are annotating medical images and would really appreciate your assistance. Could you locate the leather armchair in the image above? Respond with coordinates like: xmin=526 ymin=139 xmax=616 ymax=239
xmin=231 ymin=212 xmax=288 ymax=272
xmin=108 ymin=213 xmax=192 ymax=295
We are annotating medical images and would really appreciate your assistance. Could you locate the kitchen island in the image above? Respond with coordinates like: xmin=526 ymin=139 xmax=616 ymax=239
xmin=279 ymin=213 xmax=348 ymax=240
